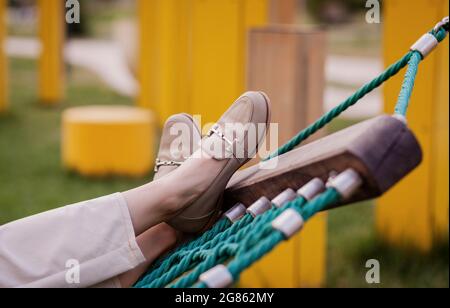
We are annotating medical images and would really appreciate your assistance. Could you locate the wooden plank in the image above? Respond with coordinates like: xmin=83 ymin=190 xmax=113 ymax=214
xmin=225 ymin=115 xmax=423 ymax=208
xmin=377 ymin=0 xmax=449 ymax=252
xmin=269 ymin=0 xmax=298 ymax=24
xmin=137 ymin=0 xmax=269 ymax=126
xmin=243 ymin=26 xmax=327 ymax=288
xmin=234 ymin=115 xmax=423 ymax=288
xmin=0 ymin=0 xmax=7 ymax=112
xmin=247 ymin=26 xmax=326 ymax=145
xmin=38 ymin=0 xmax=65 ymax=105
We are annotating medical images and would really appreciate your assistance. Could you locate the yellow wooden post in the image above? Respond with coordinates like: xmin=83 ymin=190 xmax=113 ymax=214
xmin=38 ymin=0 xmax=65 ymax=105
xmin=137 ymin=0 xmax=185 ymax=123
xmin=189 ymin=0 xmax=268 ymax=126
xmin=0 ymin=0 xmax=7 ymax=112
xmin=240 ymin=27 xmax=326 ymax=288
xmin=377 ymin=0 xmax=449 ymax=252
xmin=137 ymin=0 xmax=268 ymax=126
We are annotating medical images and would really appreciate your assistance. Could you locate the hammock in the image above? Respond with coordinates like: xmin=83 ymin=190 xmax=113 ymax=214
xmin=134 ymin=18 xmax=449 ymax=289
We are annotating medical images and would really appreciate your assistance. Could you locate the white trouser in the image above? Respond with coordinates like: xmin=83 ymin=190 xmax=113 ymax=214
xmin=0 ymin=193 xmax=146 ymax=288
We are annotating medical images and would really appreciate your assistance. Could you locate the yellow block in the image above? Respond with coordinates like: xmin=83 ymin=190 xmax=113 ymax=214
xmin=377 ymin=0 xmax=449 ymax=251
xmin=137 ymin=0 xmax=268 ymax=125
xmin=0 ymin=0 xmax=7 ymax=112
xmin=38 ymin=0 xmax=65 ymax=105
xmin=62 ymin=106 xmax=156 ymax=177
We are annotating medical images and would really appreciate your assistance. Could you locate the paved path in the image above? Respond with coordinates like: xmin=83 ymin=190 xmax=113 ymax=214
xmin=6 ymin=37 xmax=137 ymax=97
xmin=6 ymin=37 xmax=382 ymax=118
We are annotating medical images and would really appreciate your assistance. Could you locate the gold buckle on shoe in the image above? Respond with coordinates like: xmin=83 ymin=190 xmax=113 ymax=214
xmin=207 ymin=124 xmax=240 ymax=156
xmin=154 ymin=158 xmax=183 ymax=173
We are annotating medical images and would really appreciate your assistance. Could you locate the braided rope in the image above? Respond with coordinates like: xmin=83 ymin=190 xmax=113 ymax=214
xmin=395 ymin=28 xmax=447 ymax=116
xmin=265 ymin=28 xmax=448 ymax=161
xmin=264 ymin=51 xmax=413 ymax=161
xmin=395 ymin=51 xmax=422 ymax=116
xmin=134 ymin=23 xmax=448 ymax=289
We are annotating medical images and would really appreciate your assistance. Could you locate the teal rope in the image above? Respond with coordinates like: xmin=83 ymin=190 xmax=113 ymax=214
xmin=265 ymin=27 xmax=448 ymax=161
xmin=139 ymin=197 xmax=309 ymax=288
xmin=264 ymin=51 xmax=413 ymax=161
xmin=188 ymin=191 xmax=337 ymax=288
xmin=395 ymin=51 xmax=421 ymax=116
xmin=134 ymin=218 xmax=231 ymax=287
xmin=140 ymin=202 xmax=298 ymax=288
xmin=192 ymin=189 xmax=341 ymax=288
xmin=434 ymin=28 xmax=448 ymax=42
xmin=395 ymin=28 xmax=448 ymax=117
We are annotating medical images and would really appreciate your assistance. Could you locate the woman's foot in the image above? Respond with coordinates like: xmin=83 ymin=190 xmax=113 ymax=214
xmin=165 ymin=91 xmax=271 ymax=233
xmin=117 ymin=114 xmax=201 ymax=288
xmin=124 ymin=92 xmax=270 ymax=235
xmin=154 ymin=113 xmax=202 ymax=180
xmin=123 ymin=114 xmax=202 ymax=235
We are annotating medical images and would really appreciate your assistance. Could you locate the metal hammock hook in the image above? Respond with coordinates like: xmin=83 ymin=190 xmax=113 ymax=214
xmin=434 ymin=16 xmax=449 ymax=33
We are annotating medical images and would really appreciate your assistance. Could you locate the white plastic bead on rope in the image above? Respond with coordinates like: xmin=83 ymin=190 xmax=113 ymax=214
xmin=272 ymin=209 xmax=304 ymax=239
xmin=224 ymin=203 xmax=247 ymax=223
xmin=297 ymin=178 xmax=326 ymax=201
xmin=327 ymin=168 xmax=363 ymax=199
xmin=271 ymin=188 xmax=297 ymax=208
xmin=199 ymin=265 xmax=234 ymax=288
xmin=410 ymin=33 xmax=439 ymax=59
xmin=246 ymin=196 xmax=272 ymax=218
xmin=271 ymin=179 xmax=324 ymax=239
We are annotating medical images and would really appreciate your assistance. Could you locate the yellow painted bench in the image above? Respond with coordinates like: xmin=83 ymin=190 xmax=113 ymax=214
xmin=62 ymin=106 xmax=156 ymax=177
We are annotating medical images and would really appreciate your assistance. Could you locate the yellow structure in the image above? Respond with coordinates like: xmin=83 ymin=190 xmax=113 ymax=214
xmin=62 ymin=106 xmax=156 ymax=177
xmin=138 ymin=0 xmax=325 ymax=288
xmin=137 ymin=0 xmax=268 ymax=125
xmin=38 ymin=0 xmax=65 ymax=105
xmin=0 ymin=0 xmax=7 ymax=112
xmin=377 ymin=0 xmax=449 ymax=252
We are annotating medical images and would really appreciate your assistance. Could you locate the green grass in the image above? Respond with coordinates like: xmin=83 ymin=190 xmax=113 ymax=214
xmin=0 ymin=58 xmax=448 ymax=288
xmin=0 ymin=58 xmax=148 ymax=225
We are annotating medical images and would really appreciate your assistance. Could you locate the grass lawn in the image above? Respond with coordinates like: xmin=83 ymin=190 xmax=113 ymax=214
xmin=0 ymin=58 xmax=148 ymax=225
xmin=0 ymin=58 xmax=448 ymax=288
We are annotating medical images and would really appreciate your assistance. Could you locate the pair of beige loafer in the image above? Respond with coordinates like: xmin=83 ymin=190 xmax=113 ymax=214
xmin=154 ymin=91 xmax=271 ymax=233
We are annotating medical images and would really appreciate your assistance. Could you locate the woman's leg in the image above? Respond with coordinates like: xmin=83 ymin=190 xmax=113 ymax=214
xmin=122 ymin=152 xmax=216 ymax=236
xmin=118 ymin=223 xmax=178 ymax=288
xmin=0 ymin=92 xmax=270 ymax=288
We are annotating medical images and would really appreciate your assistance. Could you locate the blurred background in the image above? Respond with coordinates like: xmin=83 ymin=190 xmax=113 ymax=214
xmin=0 ymin=0 xmax=448 ymax=288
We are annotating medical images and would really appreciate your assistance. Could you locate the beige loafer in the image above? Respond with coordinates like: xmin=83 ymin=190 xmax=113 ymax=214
xmin=154 ymin=114 xmax=202 ymax=181
xmin=167 ymin=91 xmax=271 ymax=233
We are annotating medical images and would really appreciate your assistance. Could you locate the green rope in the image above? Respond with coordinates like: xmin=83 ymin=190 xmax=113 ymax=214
xmin=134 ymin=23 xmax=448 ymax=289
xmin=192 ymin=189 xmax=341 ymax=288
xmin=395 ymin=28 xmax=448 ymax=117
xmin=264 ymin=51 xmax=413 ymax=161
xmin=138 ymin=198 xmax=306 ymax=288
xmin=395 ymin=51 xmax=421 ymax=116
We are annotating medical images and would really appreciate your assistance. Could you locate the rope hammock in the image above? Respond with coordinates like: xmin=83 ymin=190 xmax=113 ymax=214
xmin=134 ymin=19 xmax=449 ymax=289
